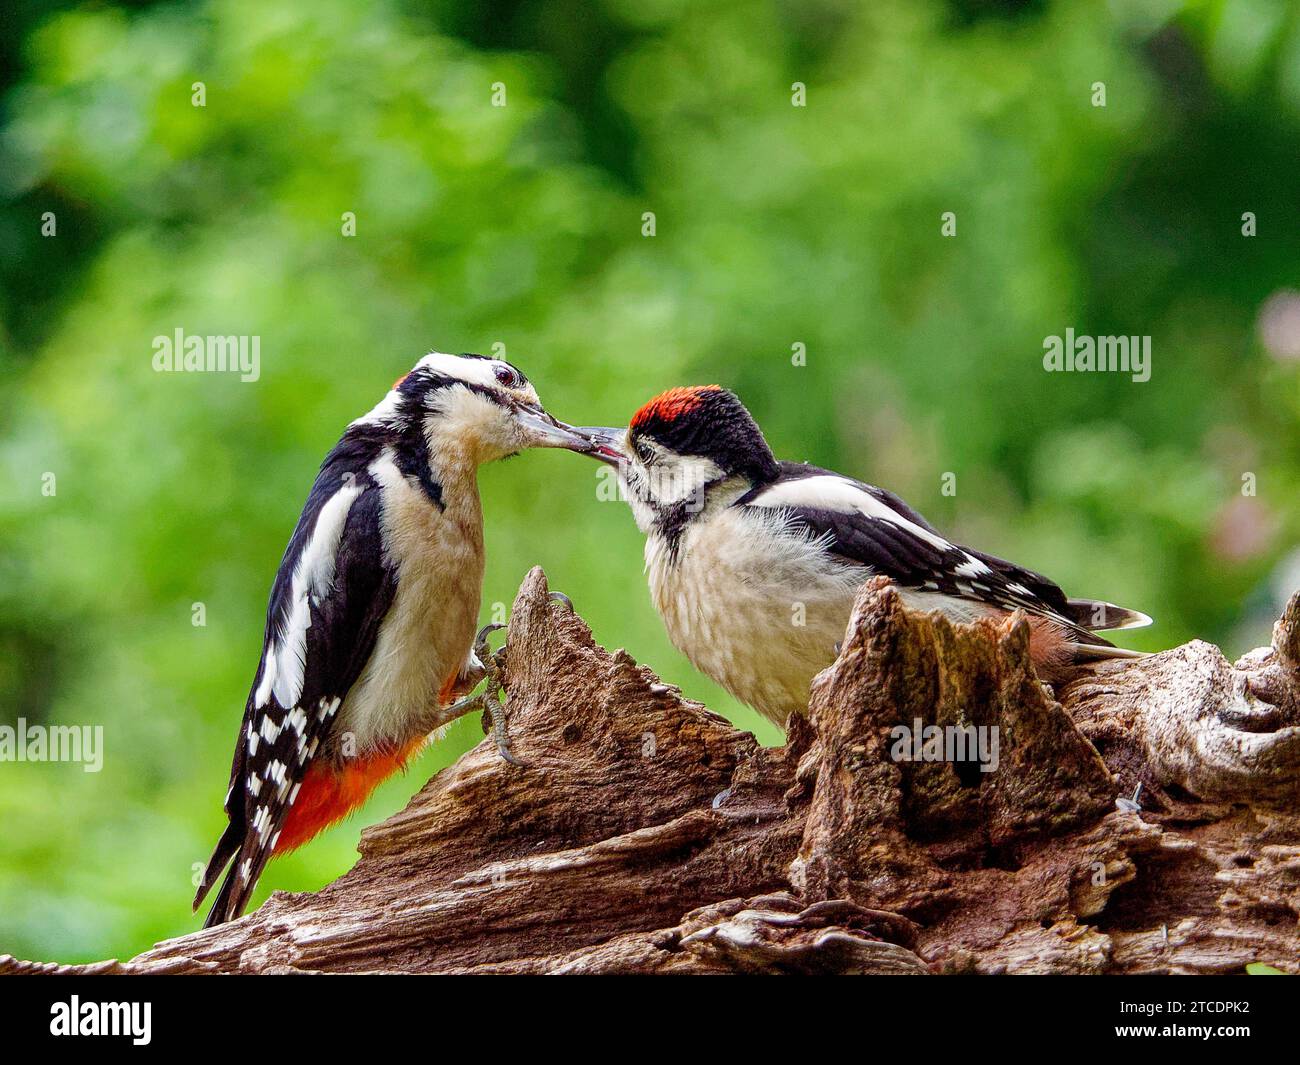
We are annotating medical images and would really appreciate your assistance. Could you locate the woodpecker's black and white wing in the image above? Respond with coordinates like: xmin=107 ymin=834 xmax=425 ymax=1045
xmin=737 ymin=463 xmax=1151 ymax=641
xmin=194 ymin=429 xmax=400 ymax=927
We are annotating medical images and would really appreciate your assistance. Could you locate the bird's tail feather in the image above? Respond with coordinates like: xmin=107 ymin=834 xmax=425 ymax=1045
xmin=202 ymin=862 xmax=244 ymax=929
xmin=200 ymin=837 xmax=273 ymax=929
xmin=1069 ymin=642 xmax=1150 ymax=662
xmin=194 ymin=818 xmax=264 ymax=928
xmin=193 ymin=818 xmax=241 ymax=913
xmin=1064 ymin=597 xmax=1153 ymax=631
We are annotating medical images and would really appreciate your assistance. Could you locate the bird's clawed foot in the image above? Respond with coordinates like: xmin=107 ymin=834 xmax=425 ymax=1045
xmin=439 ymin=621 xmax=517 ymax=765
xmin=443 ymin=593 xmax=575 ymax=767
xmin=478 ymin=660 xmax=521 ymax=768
xmin=472 ymin=620 xmax=506 ymax=676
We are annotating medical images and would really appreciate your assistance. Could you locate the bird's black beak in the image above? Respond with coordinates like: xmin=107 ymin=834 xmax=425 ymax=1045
xmin=571 ymin=426 xmax=626 ymax=466
xmin=513 ymin=405 xmax=601 ymax=454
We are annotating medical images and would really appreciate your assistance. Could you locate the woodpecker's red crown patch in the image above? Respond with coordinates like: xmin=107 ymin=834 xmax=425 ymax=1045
xmin=630 ymin=385 xmax=723 ymax=431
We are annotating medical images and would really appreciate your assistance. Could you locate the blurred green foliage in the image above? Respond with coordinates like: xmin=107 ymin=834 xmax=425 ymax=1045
xmin=0 ymin=0 xmax=1297 ymax=963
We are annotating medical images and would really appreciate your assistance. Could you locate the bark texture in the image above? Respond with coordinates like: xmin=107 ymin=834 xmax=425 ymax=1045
xmin=6 ymin=568 xmax=1299 ymax=975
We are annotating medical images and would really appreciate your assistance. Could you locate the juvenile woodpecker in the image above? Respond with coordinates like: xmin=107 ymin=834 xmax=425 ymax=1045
xmin=194 ymin=352 xmax=592 ymax=926
xmin=577 ymin=385 xmax=1151 ymax=725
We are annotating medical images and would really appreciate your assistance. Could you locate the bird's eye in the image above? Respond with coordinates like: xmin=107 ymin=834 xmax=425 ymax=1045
xmin=634 ymin=439 xmax=656 ymax=466
xmin=494 ymin=365 xmax=519 ymax=388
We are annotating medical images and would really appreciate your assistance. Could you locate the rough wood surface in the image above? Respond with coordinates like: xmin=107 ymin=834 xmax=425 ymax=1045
xmin=5 ymin=568 xmax=1299 ymax=975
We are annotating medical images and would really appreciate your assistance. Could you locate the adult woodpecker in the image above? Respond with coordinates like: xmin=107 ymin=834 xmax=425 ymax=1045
xmin=194 ymin=352 xmax=592 ymax=927
xmin=576 ymin=385 xmax=1151 ymax=725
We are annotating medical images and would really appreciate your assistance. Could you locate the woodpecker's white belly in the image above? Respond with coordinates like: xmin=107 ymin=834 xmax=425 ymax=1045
xmin=648 ymin=507 xmax=1002 ymax=724
xmin=648 ymin=508 xmax=863 ymax=724
xmin=338 ymin=467 xmax=484 ymax=753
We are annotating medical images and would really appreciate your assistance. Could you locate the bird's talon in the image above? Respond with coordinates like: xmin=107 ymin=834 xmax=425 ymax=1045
xmin=482 ymin=690 xmax=523 ymax=767
xmin=473 ymin=621 xmax=506 ymax=661
xmin=548 ymin=590 xmax=575 ymax=613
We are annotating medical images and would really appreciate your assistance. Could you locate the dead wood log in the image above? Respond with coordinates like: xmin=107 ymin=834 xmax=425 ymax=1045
xmin=5 ymin=568 xmax=1299 ymax=975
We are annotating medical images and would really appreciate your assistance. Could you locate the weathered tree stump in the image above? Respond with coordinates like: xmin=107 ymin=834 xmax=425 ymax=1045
xmin=5 ymin=568 xmax=1298 ymax=974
